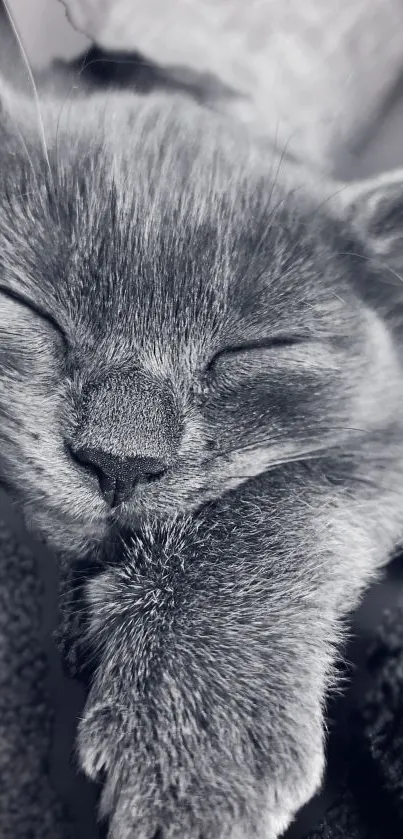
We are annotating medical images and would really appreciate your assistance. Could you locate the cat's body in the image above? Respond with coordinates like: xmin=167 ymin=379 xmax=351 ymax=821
xmin=1 ymin=40 xmax=403 ymax=838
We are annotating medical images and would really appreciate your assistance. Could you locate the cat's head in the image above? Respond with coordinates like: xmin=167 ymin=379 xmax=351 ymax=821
xmin=0 ymin=79 xmax=401 ymax=553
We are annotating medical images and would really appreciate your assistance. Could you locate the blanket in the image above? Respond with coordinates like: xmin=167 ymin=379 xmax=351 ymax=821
xmin=1 ymin=483 xmax=403 ymax=838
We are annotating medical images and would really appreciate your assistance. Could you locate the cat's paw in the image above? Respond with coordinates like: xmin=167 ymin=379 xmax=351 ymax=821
xmin=78 ymin=698 xmax=325 ymax=839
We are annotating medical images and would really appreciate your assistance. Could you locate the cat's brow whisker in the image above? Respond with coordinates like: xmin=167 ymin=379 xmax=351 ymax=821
xmin=55 ymin=47 xmax=92 ymax=171
xmin=249 ymin=180 xmax=358 ymax=286
xmin=324 ymin=425 xmax=369 ymax=434
xmin=269 ymin=131 xmax=297 ymax=197
xmin=5 ymin=116 xmax=42 ymax=200
xmin=3 ymin=0 xmax=54 ymax=188
xmin=55 ymin=51 xmax=167 ymax=155
xmin=249 ymin=186 xmax=303 ymax=281
xmin=337 ymin=249 xmax=403 ymax=288
xmin=275 ymin=181 xmax=353 ymax=270
xmin=248 ymin=133 xmax=299 ymax=268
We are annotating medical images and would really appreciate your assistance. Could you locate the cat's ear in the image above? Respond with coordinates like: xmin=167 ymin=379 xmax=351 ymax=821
xmin=337 ymin=170 xmax=403 ymax=272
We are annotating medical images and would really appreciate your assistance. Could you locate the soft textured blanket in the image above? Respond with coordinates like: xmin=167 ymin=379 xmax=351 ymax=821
xmin=0 ymin=490 xmax=101 ymax=839
xmin=0 ymin=494 xmax=72 ymax=839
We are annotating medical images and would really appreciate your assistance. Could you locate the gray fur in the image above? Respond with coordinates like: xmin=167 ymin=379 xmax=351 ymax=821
xmin=1 ymin=69 xmax=403 ymax=837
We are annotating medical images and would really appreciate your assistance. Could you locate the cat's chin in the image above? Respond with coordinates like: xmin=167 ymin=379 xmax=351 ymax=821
xmin=22 ymin=507 xmax=110 ymax=557
xmin=109 ymin=476 xmax=233 ymax=526
xmin=25 ymin=500 xmax=186 ymax=556
xmin=14 ymin=473 xmax=225 ymax=556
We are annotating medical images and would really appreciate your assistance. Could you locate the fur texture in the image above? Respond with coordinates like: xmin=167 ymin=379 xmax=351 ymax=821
xmin=1 ymin=65 xmax=403 ymax=837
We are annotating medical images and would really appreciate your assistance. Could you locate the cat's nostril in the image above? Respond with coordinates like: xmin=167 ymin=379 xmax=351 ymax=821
xmin=69 ymin=446 xmax=167 ymax=507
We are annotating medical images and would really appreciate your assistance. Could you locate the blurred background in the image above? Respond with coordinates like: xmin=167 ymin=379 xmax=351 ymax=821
xmin=8 ymin=0 xmax=89 ymax=67
xmin=6 ymin=0 xmax=403 ymax=179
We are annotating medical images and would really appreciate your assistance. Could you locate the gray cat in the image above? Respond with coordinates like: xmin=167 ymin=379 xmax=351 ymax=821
xmin=1 ymin=46 xmax=403 ymax=839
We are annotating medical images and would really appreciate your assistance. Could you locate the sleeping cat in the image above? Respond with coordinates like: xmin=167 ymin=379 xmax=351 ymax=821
xmin=1 ymin=42 xmax=403 ymax=838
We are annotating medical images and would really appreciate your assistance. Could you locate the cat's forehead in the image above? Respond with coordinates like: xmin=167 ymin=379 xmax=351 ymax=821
xmin=0 ymin=95 xmax=342 ymax=366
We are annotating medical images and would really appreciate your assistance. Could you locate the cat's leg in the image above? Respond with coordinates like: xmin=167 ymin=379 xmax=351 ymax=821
xmin=76 ymin=457 xmax=403 ymax=839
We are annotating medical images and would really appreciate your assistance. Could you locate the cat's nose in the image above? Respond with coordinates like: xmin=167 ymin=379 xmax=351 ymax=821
xmin=71 ymin=446 xmax=167 ymax=507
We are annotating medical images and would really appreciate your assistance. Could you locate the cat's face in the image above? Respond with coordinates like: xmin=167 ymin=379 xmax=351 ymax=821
xmin=0 ymin=88 xmax=386 ymax=553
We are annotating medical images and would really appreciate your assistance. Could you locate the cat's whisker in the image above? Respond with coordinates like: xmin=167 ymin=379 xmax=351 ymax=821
xmin=203 ymin=426 xmax=370 ymax=465
xmin=67 ymin=643 xmax=103 ymax=672
xmin=337 ymin=249 xmax=403 ymax=289
xmin=269 ymin=131 xmax=298 ymax=199
xmin=66 ymin=564 xmax=107 ymax=577
xmin=247 ymin=134 xmax=300 ymax=270
xmin=4 ymin=116 xmax=43 ymax=201
xmin=3 ymin=0 xmax=54 ymax=192
xmin=249 ymin=179 xmax=359 ymax=289
xmin=55 ymin=49 xmax=216 ymax=171
xmin=55 ymin=47 xmax=92 ymax=173
xmin=224 ymin=452 xmax=326 ymax=477
xmin=57 ymin=594 xmax=94 ymax=612
xmin=59 ymin=571 xmax=103 ymax=589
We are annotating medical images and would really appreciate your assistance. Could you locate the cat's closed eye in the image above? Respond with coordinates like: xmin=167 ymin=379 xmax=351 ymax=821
xmin=207 ymin=335 xmax=305 ymax=366
xmin=205 ymin=334 xmax=323 ymax=377
xmin=0 ymin=284 xmax=68 ymax=350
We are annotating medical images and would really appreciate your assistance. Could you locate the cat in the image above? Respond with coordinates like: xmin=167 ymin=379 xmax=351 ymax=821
xmin=1 ymin=37 xmax=403 ymax=838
